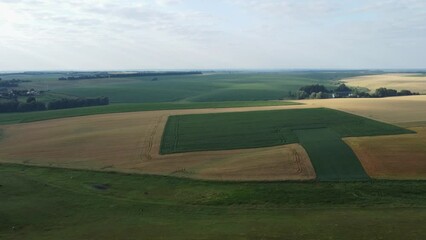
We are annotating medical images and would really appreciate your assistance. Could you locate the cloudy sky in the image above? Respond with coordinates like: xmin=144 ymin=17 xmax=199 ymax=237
xmin=0 ymin=0 xmax=425 ymax=70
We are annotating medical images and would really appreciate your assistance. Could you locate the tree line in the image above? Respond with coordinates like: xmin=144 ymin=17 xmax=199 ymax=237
xmin=296 ymin=84 xmax=419 ymax=99
xmin=0 ymin=97 xmax=109 ymax=113
xmin=58 ymin=71 xmax=203 ymax=81
xmin=47 ymin=97 xmax=109 ymax=110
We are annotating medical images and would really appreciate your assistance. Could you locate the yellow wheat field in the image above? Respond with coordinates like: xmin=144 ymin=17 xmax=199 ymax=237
xmin=342 ymin=73 xmax=426 ymax=93
xmin=0 ymin=105 xmax=316 ymax=181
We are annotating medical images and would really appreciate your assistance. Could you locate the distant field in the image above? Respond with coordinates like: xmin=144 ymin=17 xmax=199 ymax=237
xmin=297 ymin=95 xmax=426 ymax=124
xmin=2 ymin=71 xmax=374 ymax=103
xmin=0 ymin=101 xmax=297 ymax=125
xmin=2 ymin=164 xmax=426 ymax=240
xmin=343 ymin=73 xmax=426 ymax=93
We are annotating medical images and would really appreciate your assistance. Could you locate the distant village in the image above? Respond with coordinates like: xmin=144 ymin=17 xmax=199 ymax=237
xmin=0 ymin=77 xmax=109 ymax=113
xmin=0 ymin=78 xmax=42 ymax=100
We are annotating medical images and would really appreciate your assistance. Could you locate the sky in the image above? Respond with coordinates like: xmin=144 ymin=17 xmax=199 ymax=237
xmin=0 ymin=0 xmax=425 ymax=71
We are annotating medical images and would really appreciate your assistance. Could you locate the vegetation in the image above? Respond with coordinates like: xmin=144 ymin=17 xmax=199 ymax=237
xmin=0 ymin=99 xmax=46 ymax=113
xmin=1 ymin=163 xmax=426 ymax=240
xmin=47 ymin=97 xmax=109 ymax=110
xmin=0 ymin=97 xmax=109 ymax=113
xmin=57 ymin=71 xmax=202 ymax=80
xmin=297 ymin=84 xmax=349 ymax=99
xmin=160 ymin=108 xmax=412 ymax=180
xmin=0 ymin=101 xmax=297 ymax=125
xmin=161 ymin=108 xmax=412 ymax=154
xmin=296 ymin=83 xmax=419 ymax=99
xmin=295 ymin=128 xmax=369 ymax=181
xmin=0 ymin=71 xmax=377 ymax=103
xmin=299 ymin=84 xmax=330 ymax=95
xmin=374 ymin=87 xmax=418 ymax=97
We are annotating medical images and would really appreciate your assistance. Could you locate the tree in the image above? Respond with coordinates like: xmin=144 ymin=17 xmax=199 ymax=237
xmin=26 ymin=96 xmax=36 ymax=103
xmin=299 ymin=84 xmax=329 ymax=94
xmin=335 ymin=84 xmax=351 ymax=92
xmin=316 ymin=92 xmax=327 ymax=99
xmin=375 ymin=88 xmax=388 ymax=97
xmin=375 ymin=88 xmax=398 ymax=97
xmin=398 ymin=90 xmax=412 ymax=96
xmin=296 ymin=91 xmax=309 ymax=99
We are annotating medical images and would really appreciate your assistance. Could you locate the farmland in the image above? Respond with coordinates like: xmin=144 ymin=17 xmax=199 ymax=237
xmin=295 ymin=128 xmax=369 ymax=181
xmin=2 ymin=0 xmax=426 ymax=237
xmin=2 ymin=163 xmax=426 ymax=240
xmin=0 ymin=71 xmax=374 ymax=103
xmin=345 ymin=125 xmax=426 ymax=180
xmin=0 ymin=104 xmax=317 ymax=181
xmin=0 ymin=100 xmax=298 ymax=125
xmin=161 ymin=108 xmax=411 ymax=154
xmin=297 ymin=95 xmax=426 ymax=124
xmin=160 ymin=108 xmax=412 ymax=181
xmin=1 ymin=71 xmax=426 ymax=238
xmin=342 ymin=73 xmax=426 ymax=94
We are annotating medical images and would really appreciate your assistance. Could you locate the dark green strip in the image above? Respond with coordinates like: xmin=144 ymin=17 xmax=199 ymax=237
xmin=294 ymin=128 xmax=369 ymax=181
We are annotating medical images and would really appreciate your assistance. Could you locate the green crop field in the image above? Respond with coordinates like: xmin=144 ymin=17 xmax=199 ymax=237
xmin=295 ymin=128 xmax=369 ymax=181
xmin=160 ymin=108 xmax=412 ymax=180
xmin=1 ymin=71 xmax=377 ymax=103
xmin=1 ymin=164 xmax=426 ymax=240
xmin=161 ymin=108 xmax=412 ymax=154
xmin=0 ymin=101 xmax=297 ymax=125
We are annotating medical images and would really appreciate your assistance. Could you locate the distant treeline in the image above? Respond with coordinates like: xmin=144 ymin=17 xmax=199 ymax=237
xmin=0 ymin=100 xmax=46 ymax=113
xmin=58 ymin=71 xmax=203 ymax=81
xmin=0 ymin=97 xmax=109 ymax=113
xmin=296 ymin=84 xmax=419 ymax=99
xmin=47 ymin=97 xmax=109 ymax=110
xmin=0 ymin=79 xmax=31 ymax=88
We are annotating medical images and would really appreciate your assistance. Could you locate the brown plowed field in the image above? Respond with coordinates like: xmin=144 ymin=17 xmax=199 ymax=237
xmin=0 ymin=105 xmax=316 ymax=181
xmin=344 ymin=126 xmax=426 ymax=180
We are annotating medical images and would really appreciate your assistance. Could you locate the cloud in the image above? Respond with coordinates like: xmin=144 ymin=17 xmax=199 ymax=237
xmin=0 ymin=0 xmax=425 ymax=70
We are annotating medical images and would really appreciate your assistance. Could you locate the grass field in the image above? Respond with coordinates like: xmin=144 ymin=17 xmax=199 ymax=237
xmin=295 ymin=128 xmax=369 ymax=181
xmin=1 ymin=163 xmax=426 ymax=240
xmin=0 ymin=101 xmax=297 ymax=125
xmin=161 ymin=108 xmax=412 ymax=154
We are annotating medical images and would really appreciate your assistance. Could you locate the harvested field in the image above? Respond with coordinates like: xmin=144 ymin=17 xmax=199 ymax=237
xmin=1 ymin=96 xmax=425 ymax=181
xmin=296 ymin=96 xmax=426 ymax=180
xmin=344 ymin=125 xmax=426 ymax=180
xmin=0 ymin=104 xmax=316 ymax=181
xmin=342 ymin=73 xmax=426 ymax=93
xmin=298 ymin=95 xmax=426 ymax=124
xmin=160 ymin=108 xmax=410 ymax=181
